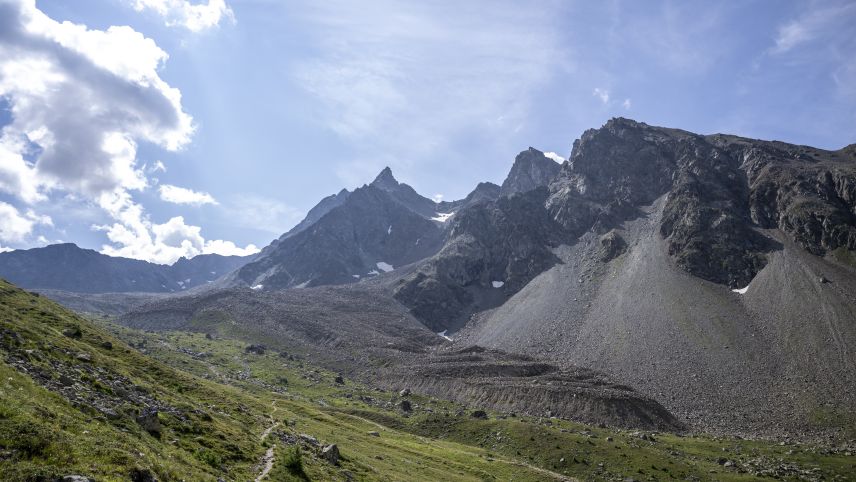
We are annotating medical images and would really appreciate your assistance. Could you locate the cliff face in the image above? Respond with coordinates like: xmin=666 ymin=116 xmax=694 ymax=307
xmin=395 ymin=118 xmax=856 ymax=329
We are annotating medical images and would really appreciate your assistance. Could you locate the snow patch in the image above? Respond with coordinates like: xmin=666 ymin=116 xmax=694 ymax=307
xmin=431 ymin=212 xmax=455 ymax=222
xmin=295 ymin=281 xmax=309 ymax=289
xmin=251 ymin=284 xmax=264 ymax=290
xmin=437 ymin=330 xmax=453 ymax=342
xmin=210 ymin=271 xmax=216 ymax=275
xmin=387 ymin=225 xmax=392 ymax=235
xmin=376 ymin=261 xmax=394 ymax=272
xmin=544 ymin=151 xmax=565 ymax=163
xmin=492 ymin=280 xmax=504 ymax=288
xmin=352 ymin=274 xmax=360 ymax=279
xmin=732 ymin=285 xmax=749 ymax=294
xmin=367 ymin=270 xmax=380 ymax=276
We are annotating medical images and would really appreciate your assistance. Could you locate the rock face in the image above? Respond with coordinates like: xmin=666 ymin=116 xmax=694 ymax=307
xmin=393 ymin=187 xmax=566 ymax=331
xmin=395 ymin=118 xmax=856 ymax=331
xmin=499 ymin=147 xmax=562 ymax=197
xmin=231 ymin=168 xmax=500 ymax=291
xmin=0 ymin=243 xmax=253 ymax=293
xmin=233 ymin=182 xmax=444 ymax=289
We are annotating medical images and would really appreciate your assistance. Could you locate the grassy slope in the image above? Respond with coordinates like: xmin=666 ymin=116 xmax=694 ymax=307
xmin=2 ymin=278 xmax=855 ymax=481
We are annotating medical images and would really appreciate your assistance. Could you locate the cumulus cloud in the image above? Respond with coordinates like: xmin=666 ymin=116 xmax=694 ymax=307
xmin=593 ymin=87 xmax=610 ymax=104
xmin=0 ymin=0 xmax=194 ymax=200
xmin=623 ymin=98 xmax=632 ymax=110
xmin=131 ymin=0 xmax=235 ymax=32
xmin=0 ymin=200 xmax=51 ymax=243
xmin=0 ymin=0 xmax=254 ymax=264
xmin=95 ymin=190 xmax=257 ymax=264
xmin=158 ymin=184 xmax=218 ymax=206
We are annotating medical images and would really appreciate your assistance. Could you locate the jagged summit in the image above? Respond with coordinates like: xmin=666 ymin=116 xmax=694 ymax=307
xmin=371 ymin=166 xmax=399 ymax=190
xmin=499 ymin=147 xmax=562 ymax=197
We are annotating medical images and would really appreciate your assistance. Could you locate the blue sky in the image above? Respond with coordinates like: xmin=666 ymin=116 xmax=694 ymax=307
xmin=0 ymin=0 xmax=855 ymax=263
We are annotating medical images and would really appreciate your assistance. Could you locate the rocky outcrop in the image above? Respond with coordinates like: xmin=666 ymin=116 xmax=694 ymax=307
xmin=499 ymin=147 xmax=562 ymax=197
xmin=394 ymin=188 xmax=565 ymax=331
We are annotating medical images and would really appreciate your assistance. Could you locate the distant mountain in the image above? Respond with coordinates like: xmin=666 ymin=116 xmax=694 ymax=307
xmin=0 ymin=243 xmax=254 ymax=293
xmin=230 ymin=168 xmax=500 ymax=290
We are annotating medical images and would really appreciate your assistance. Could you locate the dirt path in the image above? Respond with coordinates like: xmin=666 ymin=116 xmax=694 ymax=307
xmin=254 ymin=400 xmax=281 ymax=481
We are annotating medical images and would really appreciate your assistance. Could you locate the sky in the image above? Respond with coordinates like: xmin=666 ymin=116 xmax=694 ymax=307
xmin=0 ymin=0 xmax=855 ymax=263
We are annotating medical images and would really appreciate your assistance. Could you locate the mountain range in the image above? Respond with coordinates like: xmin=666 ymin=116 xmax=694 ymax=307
xmin=0 ymin=243 xmax=254 ymax=293
xmin=3 ymin=118 xmax=856 ymax=442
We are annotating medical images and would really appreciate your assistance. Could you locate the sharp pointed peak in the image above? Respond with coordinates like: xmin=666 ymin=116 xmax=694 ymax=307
xmin=371 ymin=166 xmax=399 ymax=190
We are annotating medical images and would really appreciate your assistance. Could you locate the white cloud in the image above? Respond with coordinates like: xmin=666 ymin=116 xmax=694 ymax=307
xmin=0 ymin=200 xmax=51 ymax=243
xmin=593 ymin=87 xmax=610 ymax=104
xmin=158 ymin=184 xmax=218 ymax=206
xmin=0 ymin=0 xmax=194 ymax=201
xmin=95 ymin=190 xmax=258 ymax=264
xmin=543 ymin=152 xmax=565 ymax=163
xmin=201 ymin=239 xmax=259 ymax=257
xmin=432 ymin=194 xmax=443 ymax=203
xmin=131 ymin=0 xmax=235 ymax=32
xmin=0 ymin=1 xmax=251 ymax=264
xmin=771 ymin=3 xmax=856 ymax=54
xmin=622 ymin=98 xmax=632 ymax=110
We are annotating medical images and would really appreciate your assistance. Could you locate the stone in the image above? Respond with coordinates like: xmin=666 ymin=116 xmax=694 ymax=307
xmin=334 ymin=375 xmax=344 ymax=384
xmin=399 ymin=388 xmax=411 ymax=397
xmin=136 ymin=409 xmax=162 ymax=437
xmin=61 ymin=476 xmax=94 ymax=482
xmin=470 ymin=410 xmax=488 ymax=420
xmin=101 ymin=341 xmax=113 ymax=350
xmin=129 ymin=468 xmax=158 ymax=482
xmin=322 ymin=444 xmax=340 ymax=465
xmin=75 ymin=353 xmax=92 ymax=362
xmin=367 ymin=431 xmax=380 ymax=437
xmin=63 ymin=327 xmax=82 ymax=339
xmin=599 ymin=230 xmax=627 ymax=262
xmin=299 ymin=433 xmax=319 ymax=446
xmin=244 ymin=344 xmax=266 ymax=355
xmin=399 ymin=400 xmax=412 ymax=412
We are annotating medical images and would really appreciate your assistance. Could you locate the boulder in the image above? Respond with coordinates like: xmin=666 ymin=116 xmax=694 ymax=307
xmin=129 ymin=468 xmax=158 ymax=482
xmin=322 ymin=444 xmax=340 ymax=465
xmin=244 ymin=344 xmax=266 ymax=355
xmin=399 ymin=388 xmax=411 ymax=397
xmin=136 ymin=409 xmax=161 ymax=437
xmin=399 ymin=400 xmax=412 ymax=412
xmin=334 ymin=375 xmax=345 ymax=384
xmin=471 ymin=410 xmax=488 ymax=420
xmin=599 ymin=230 xmax=627 ymax=262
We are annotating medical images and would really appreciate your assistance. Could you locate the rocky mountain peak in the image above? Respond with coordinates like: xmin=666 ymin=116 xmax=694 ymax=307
xmin=371 ymin=166 xmax=399 ymax=191
xmin=499 ymin=147 xmax=562 ymax=197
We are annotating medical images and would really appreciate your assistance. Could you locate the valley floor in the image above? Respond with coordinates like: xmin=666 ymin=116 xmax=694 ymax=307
xmin=1 ymin=281 xmax=855 ymax=481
